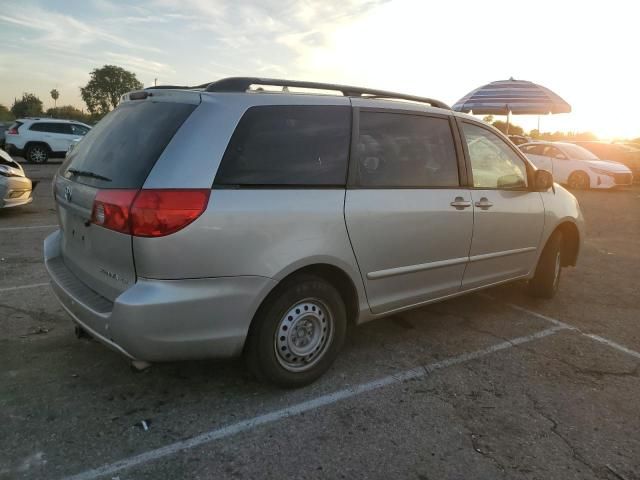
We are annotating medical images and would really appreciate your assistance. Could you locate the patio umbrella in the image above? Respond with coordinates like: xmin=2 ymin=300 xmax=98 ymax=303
xmin=452 ymin=77 xmax=571 ymax=134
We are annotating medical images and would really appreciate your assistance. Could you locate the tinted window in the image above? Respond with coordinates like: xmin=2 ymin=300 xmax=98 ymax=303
xmin=462 ymin=123 xmax=528 ymax=189
xmin=356 ymin=112 xmax=459 ymax=187
xmin=62 ymin=101 xmax=196 ymax=188
xmin=70 ymin=124 xmax=90 ymax=136
xmin=543 ymin=146 xmax=566 ymax=159
xmin=29 ymin=123 xmax=49 ymax=132
xmin=215 ymin=105 xmax=350 ymax=186
xmin=520 ymin=144 xmax=545 ymax=155
xmin=31 ymin=122 xmax=72 ymax=134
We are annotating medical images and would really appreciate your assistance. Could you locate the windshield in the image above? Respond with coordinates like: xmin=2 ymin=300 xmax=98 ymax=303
xmin=559 ymin=144 xmax=599 ymax=161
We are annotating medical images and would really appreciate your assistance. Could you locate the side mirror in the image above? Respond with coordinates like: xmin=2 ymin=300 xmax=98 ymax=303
xmin=533 ymin=169 xmax=554 ymax=191
xmin=554 ymin=153 xmax=567 ymax=160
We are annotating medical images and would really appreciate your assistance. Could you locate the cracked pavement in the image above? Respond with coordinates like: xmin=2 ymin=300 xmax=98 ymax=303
xmin=1 ymin=161 xmax=639 ymax=480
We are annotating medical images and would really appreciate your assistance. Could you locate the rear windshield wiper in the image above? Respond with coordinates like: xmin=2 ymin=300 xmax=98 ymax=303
xmin=67 ymin=168 xmax=112 ymax=182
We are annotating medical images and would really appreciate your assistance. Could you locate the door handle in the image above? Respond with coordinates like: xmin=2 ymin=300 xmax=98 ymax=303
xmin=475 ymin=197 xmax=494 ymax=210
xmin=450 ymin=197 xmax=472 ymax=210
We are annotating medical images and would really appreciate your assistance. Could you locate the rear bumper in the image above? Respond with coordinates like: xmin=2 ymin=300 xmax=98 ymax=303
xmin=0 ymin=176 xmax=33 ymax=208
xmin=44 ymin=230 xmax=276 ymax=362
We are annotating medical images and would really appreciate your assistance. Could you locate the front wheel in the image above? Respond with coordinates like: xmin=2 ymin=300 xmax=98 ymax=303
xmin=26 ymin=144 xmax=49 ymax=164
xmin=244 ymin=275 xmax=347 ymax=388
xmin=528 ymin=232 xmax=563 ymax=299
xmin=567 ymin=171 xmax=590 ymax=190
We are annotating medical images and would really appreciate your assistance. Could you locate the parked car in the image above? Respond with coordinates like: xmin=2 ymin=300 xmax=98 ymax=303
xmin=4 ymin=118 xmax=91 ymax=163
xmin=45 ymin=78 xmax=583 ymax=387
xmin=571 ymin=141 xmax=640 ymax=181
xmin=519 ymin=141 xmax=633 ymax=189
xmin=0 ymin=122 xmax=10 ymax=149
xmin=0 ymin=148 xmax=33 ymax=208
xmin=508 ymin=134 xmax=530 ymax=146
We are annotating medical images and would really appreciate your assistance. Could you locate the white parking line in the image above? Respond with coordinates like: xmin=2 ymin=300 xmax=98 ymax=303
xmin=62 ymin=325 xmax=566 ymax=480
xmin=0 ymin=224 xmax=57 ymax=232
xmin=583 ymin=334 xmax=640 ymax=360
xmin=500 ymin=301 xmax=640 ymax=360
xmin=0 ymin=282 xmax=50 ymax=293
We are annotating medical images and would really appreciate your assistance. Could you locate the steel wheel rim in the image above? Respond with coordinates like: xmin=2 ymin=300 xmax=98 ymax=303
xmin=274 ymin=298 xmax=334 ymax=372
xmin=31 ymin=147 xmax=46 ymax=163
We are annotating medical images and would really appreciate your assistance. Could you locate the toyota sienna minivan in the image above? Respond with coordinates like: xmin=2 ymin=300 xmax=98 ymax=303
xmin=45 ymin=77 xmax=584 ymax=387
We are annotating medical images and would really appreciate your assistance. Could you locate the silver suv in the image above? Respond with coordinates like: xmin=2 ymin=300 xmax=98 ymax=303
xmin=45 ymin=78 xmax=584 ymax=387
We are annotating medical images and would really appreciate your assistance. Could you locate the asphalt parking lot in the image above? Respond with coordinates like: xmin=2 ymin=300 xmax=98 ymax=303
xmin=1 ymin=160 xmax=639 ymax=480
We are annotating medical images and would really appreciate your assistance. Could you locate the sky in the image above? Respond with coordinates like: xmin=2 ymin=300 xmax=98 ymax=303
xmin=0 ymin=0 xmax=639 ymax=139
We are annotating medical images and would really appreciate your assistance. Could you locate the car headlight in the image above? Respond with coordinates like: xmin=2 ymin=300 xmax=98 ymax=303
xmin=589 ymin=167 xmax=615 ymax=176
xmin=0 ymin=164 xmax=20 ymax=177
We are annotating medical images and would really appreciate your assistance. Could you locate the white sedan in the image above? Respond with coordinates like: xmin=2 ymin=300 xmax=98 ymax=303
xmin=1 ymin=148 xmax=33 ymax=208
xmin=519 ymin=141 xmax=633 ymax=189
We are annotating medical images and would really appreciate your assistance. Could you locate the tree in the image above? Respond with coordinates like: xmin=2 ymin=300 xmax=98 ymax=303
xmin=0 ymin=104 xmax=14 ymax=122
xmin=50 ymin=89 xmax=59 ymax=109
xmin=482 ymin=115 xmax=494 ymax=124
xmin=45 ymin=105 xmax=89 ymax=123
xmin=492 ymin=120 xmax=524 ymax=136
xmin=11 ymin=93 xmax=44 ymax=118
xmin=80 ymin=65 xmax=143 ymax=116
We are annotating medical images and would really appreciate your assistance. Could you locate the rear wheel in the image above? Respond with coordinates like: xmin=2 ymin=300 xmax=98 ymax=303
xmin=26 ymin=144 xmax=49 ymax=164
xmin=245 ymin=275 xmax=347 ymax=388
xmin=567 ymin=171 xmax=589 ymax=190
xmin=528 ymin=231 xmax=563 ymax=299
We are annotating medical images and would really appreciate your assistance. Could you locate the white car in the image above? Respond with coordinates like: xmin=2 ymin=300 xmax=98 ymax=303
xmin=519 ymin=141 xmax=633 ymax=189
xmin=0 ymin=148 xmax=33 ymax=208
xmin=4 ymin=118 xmax=91 ymax=164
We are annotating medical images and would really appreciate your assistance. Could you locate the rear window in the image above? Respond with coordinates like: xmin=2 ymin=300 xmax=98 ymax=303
xmin=62 ymin=101 xmax=196 ymax=188
xmin=214 ymin=105 xmax=351 ymax=186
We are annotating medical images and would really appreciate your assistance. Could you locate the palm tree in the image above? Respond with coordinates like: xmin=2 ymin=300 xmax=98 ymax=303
xmin=50 ymin=89 xmax=59 ymax=112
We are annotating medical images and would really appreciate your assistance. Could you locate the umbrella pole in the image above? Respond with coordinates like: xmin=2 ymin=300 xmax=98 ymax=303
xmin=506 ymin=111 xmax=510 ymax=135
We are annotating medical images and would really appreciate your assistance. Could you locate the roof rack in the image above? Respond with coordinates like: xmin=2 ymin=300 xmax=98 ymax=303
xmin=201 ymin=77 xmax=450 ymax=110
xmin=146 ymin=83 xmax=210 ymax=90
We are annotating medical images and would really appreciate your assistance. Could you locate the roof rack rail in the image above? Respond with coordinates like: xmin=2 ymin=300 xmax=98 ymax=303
xmin=145 ymin=83 xmax=210 ymax=90
xmin=203 ymin=77 xmax=450 ymax=110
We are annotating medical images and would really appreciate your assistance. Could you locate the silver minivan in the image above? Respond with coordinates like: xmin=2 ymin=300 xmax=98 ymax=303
xmin=45 ymin=78 xmax=584 ymax=387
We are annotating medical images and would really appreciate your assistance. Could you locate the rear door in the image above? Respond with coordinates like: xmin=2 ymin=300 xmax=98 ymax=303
xmin=54 ymin=93 xmax=199 ymax=301
xmin=345 ymin=107 xmax=473 ymax=313
xmin=458 ymin=121 xmax=545 ymax=289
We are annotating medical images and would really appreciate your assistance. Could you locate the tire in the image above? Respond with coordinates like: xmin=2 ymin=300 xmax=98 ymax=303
xmin=244 ymin=275 xmax=347 ymax=388
xmin=567 ymin=171 xmax=589 ymax=190
xmin=528 ymin=231 xmax=563 ymax=299
xmin=26 ymin=144 xmax=49 ymax=164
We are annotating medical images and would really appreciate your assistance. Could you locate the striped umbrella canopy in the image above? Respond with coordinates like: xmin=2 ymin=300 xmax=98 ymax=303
xmin=452 ymin=78 xmax=571 ymax=115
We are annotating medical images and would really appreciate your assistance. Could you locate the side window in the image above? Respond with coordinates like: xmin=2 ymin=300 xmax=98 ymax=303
xmin=59 ymin=123 xmax=74 ymax=135
xmin=543 ymin=146 xmax=566 ymax=159
xmin=462 ymin=123 xmax=528 ymax=189
xmin=521 ymin=144 xmax=544 ymax=155
xmin=215 ymin=105 xmax=351 ymax=186
xmin=356 ymin=112 xmax=459 ymax=187
xmin=32 ymin=123 xmax=66 ymax=134
xmin=70 ymin=124 xmax=89 ymax=136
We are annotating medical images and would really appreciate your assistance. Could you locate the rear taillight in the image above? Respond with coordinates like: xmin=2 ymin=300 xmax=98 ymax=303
xmin=91 ymin=190 xmax=138 ymax=234
xmin=7 ymin=127 xmax=19 ymax=135
xmin=91 ymin=189 xmax=210 ymax=237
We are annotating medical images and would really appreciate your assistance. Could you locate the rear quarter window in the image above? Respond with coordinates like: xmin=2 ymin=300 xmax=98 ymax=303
xmin=214 ymin=105 xmax=351 ymax=186
xmin=62 ymin=101 xmax=196 ymax=189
